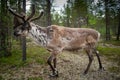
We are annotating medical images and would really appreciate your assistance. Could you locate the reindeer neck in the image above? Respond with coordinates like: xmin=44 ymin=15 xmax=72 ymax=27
xmin=28 ymin=23 xmax=47 ymax=47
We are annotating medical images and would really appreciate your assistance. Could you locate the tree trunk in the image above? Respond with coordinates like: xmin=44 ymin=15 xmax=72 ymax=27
xmin=66 ymin=4 xmax=70 ymax=27
xmin=18 ymin=0 xmax=22 ymax=12
xmin=116 ymin=12 xmax=120 ymax=40
xmin=46 ymin=0 xmax=51 ymax=26
xmin=0 ymin=0 xmax=12 ymax=57
xmin=105 ymin=0 xmax=110 ymax=40
xmin=22 ymin=0 xmax=26 ymax=61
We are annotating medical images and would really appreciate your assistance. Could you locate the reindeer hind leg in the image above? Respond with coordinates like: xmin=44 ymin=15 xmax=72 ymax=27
xmin=84 ymin=49 xmax=94 ymax=74
xmin=93 ymin=48 xmax=104 ymax=71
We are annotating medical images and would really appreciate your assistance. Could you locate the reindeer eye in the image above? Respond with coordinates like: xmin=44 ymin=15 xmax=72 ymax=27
xmin=21 ymin=27 xmax=25 ymax=30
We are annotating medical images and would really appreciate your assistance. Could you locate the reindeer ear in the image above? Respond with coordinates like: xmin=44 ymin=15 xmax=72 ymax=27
xmin=49 ymin=27 xmax=54 ymax=32
xmin=47 ymin=26 xmax=54 ymax=39
xmin=47 ymin=26 xmax=53 ymax=32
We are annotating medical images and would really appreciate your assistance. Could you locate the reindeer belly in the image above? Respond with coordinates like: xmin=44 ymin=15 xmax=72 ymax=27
xmin=61 ymin=37 xmax=87 ymax=51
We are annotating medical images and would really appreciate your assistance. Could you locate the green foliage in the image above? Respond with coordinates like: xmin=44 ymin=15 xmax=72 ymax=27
xmin=73 ymin=0 xmax=87 ymax=16
xmin=61 ymin=0 xmax=88 ymax=27
xmin=52 ymin=12 xmax=63 ymax=25
xmin=89 ymin=15 xmax=97 ymax=25
xmin=0 ymin=0 xmax=13 ymax=57
xmin=99 ymin=26 xmax=106 ymax=37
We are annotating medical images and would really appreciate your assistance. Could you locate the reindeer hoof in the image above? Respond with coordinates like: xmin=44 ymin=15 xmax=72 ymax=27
xmin=83 ymin=71 xmax=88 ymax=75
xmin=98 ymin=67 xmax=105 ymax=71
xmin=49 ymin=71 xmax=58 ymax=77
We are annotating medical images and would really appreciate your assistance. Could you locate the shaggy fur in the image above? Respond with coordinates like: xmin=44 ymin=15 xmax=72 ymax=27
xmin=9 ymin=6 xmax=103 ymax=77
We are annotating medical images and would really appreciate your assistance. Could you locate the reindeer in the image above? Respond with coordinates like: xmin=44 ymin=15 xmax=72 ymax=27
xmin=8 ymin=5 xmax=104 ymax=77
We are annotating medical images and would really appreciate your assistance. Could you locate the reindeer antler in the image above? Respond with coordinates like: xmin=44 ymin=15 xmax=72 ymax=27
xmin=7 ymin=0 xmax=24 ymax=19
xmin=30 ymin=11 xmax=44 ymax=21
xmin=26 ymin=4 xmax=35 ymax=21
xmin=8 ymin=7 xmax=24 ymax=19
xmin=26 ymin=4 xmax=43 ymax=21
xmin=8 ymin=2 xmax=43 ymax=22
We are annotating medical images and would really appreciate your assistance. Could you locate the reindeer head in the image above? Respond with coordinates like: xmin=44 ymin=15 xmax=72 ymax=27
xmin=8 ymin=5 xmax=43 ymax=37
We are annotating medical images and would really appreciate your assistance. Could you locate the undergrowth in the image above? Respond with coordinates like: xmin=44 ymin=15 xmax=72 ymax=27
xmin=28 ymin=77 xmax=43 ymax=80
xmin=101 ymin=40 xmax=120 ymax=46
xmin=0 ymin=41 xmax=49 ymax=68
xmin=98 ymin=46 xmax=120 ymax=56
xmin=98 ymin=46 xmax=120 ymax=73
xmin=0 ymin=39 xmax=120 ymax=79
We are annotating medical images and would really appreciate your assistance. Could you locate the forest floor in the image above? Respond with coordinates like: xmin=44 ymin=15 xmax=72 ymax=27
xmin=42 ymin=51 xmax=119 ymax=80
xmin=0 ymin=41 xmax=120 ymax=80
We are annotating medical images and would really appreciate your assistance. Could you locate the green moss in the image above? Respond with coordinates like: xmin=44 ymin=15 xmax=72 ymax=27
xmin=0 ymin=41 xmax=49 ymax=72
xmin=108 ymin=66 xmax=120 ymax=73
xmin=0 ymin=76 xmax=4 ymax=80
xmin=98 ymin=46 xmax=120 ymax=56
xmin=98 ymin=46 xmax=120 ymax=67
xmin=27 ymin=45 xmax=49 ymax=64
xmin=0 ymin=48 xmax=22 ymax=65
xmin=101 ymin=40 xmax=120 ymax=46
xmin=0 ymin=41 xmax=50 ymax=79
xmin=97 ymin=46 xmax=120 ymax=73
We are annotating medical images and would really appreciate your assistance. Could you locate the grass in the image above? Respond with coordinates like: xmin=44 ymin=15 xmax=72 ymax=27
xmin=0 ymin=40 xmax=49 ymax=66
xmin=0 ymin=40 xmax=49 ymax=80
xmin=101 ymin=40 xmax=120 ymax=46
xmin=0 ymin=76 xmax=4 ymax=80
xmin=28 ymin=77 xmax=43 ymax=80
xmin=0 ymin=47 xmax=23 ymax=68
xmin=108 ymin=66 xmax=120 ymax=74
xmin=0 ymin=39 xmax=120 ymax=79
xmin=27 ymin=44 xmax=49 ymax=64
xmin=98 ymin=45 xmax=120 ymax=73
xmin=98 ymin=46 xmax=120 ymax=63
xmin=98 ymin=46 xmax=120 ymax=56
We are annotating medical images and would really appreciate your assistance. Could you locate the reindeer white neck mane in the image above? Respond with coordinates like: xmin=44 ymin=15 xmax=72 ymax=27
xmin=28 ymin=23 xmax=48 ymax=47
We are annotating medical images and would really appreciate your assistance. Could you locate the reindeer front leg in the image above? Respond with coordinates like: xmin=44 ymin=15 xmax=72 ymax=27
xmin=53 ymin=57 xmax=58 ymax=76
xmin=47 ymin=54 xmax=58 ymax=77
xmin=53 ymin=57 xmax=56 ymax=68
